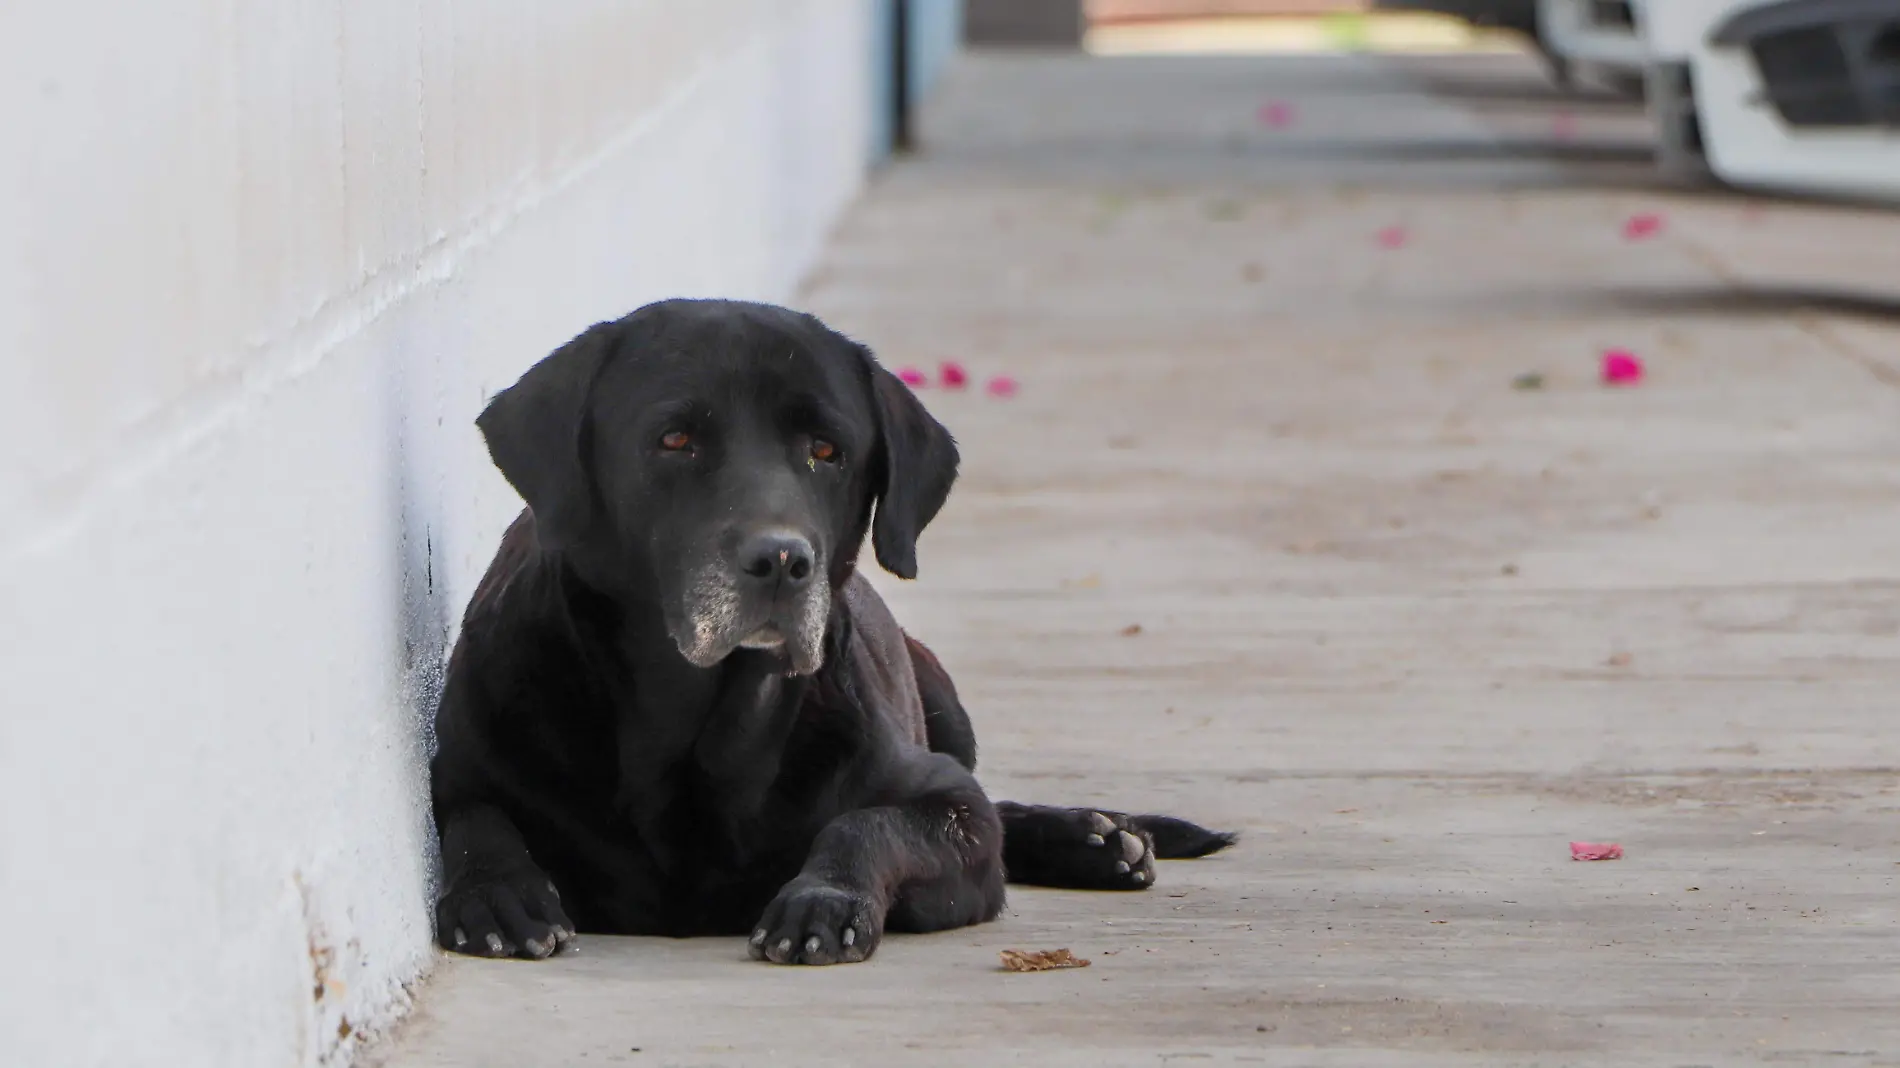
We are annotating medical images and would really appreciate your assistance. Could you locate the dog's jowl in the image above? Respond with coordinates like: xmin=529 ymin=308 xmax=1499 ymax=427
xmin=429 ymin=299 xmax=1235 ymax=964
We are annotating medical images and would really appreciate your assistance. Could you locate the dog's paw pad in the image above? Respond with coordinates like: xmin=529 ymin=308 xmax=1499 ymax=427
xmin=1005 ymin=806 xmax=1157 ymax=891
xmin=1084 ymin=815 xmax=1156 ymax=889
xmin=1118 ymin=830 xmax=1147 ymax=865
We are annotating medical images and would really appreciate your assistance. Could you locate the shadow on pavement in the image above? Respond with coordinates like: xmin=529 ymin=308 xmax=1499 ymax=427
xmin=1469 ymin=282 xmax=1900 ymax=325
xmin=1586 ymin=283 xmax=1900 ymax=324
xmin=1234 ymin=137 xmax=1654 ymax=164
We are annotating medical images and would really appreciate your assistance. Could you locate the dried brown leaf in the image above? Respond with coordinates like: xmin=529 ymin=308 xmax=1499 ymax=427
xmin=999 ymin=948 xmax=1091 ymax=973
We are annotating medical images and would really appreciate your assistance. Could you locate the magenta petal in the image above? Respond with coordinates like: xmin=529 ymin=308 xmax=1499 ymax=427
xmin=897 ymin=367 xmax=928 ymax=387
xmin=1622 ymin=212 xmax=1664 ymax=240
xmin=1600 ymin=350 xmax=1645 ymax=385
xmin=940 ymin=361 xmax=969 ymax=388
xmin=984 ymin=375 xmax=1019 ymax=398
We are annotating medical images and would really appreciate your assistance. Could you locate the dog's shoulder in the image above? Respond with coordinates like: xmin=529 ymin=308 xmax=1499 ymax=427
xmin=835 ymin=571 xmax=928 ymax=749
xmin=463 ymin=508 xmax=541 ymax=627
xmin=440 ymin=509 xmax=598 ymax=731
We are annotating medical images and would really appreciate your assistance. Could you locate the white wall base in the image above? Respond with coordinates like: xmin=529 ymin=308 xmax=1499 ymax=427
xmin=0 ymin=3 xmax=879 ymax=1065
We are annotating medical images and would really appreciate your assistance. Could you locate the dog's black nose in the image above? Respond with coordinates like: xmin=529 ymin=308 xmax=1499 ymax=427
xmin=737 ymin=531 xmax=815 ymax=590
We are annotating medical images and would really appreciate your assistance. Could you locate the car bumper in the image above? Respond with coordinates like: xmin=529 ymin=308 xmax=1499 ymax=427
xmin=1691 ymin=0 xmax=1900 ymax=201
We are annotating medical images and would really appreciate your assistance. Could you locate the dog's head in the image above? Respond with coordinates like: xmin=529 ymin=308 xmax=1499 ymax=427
xmin=476 ymin=299 xmax=956 ymax=675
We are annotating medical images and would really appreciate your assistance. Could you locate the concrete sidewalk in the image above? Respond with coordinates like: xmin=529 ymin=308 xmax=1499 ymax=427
xmin=374 ymin=50 xmax=1900 ymax=1067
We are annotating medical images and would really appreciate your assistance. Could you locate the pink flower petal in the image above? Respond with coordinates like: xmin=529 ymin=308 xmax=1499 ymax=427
xmin=1257 ymin=101 xmax=1295 ymax=128
xmin=1376 ymin=225 xmax=1408 ymax=249
xmin=939 ymin=361 xmax=968 ymax=389
xmin=897 ymin=367 xmax=928 ymax=388
xmin=1623 ymin=212 xmax=1664 ymax=240
xmin=984 ymin=375 xmax=1019 ymax=399
xmin=1601 ymin=349 xmax=1645 ymax=386
xmin=1570 ymin=841 xmax=1624 ymax=861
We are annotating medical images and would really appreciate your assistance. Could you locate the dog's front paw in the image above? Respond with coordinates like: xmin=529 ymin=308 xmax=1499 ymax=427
xmin=435 ymin=867 xmax=576 ymax=960
xmin=749 ymin=879 xmax=883 ymax=966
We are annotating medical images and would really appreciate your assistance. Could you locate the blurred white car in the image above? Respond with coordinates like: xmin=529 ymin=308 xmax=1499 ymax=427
xmin=1645 ymin=0 xmax=1900 ymax=201
xmin=1643 ymin=1 xmax=1716 ymax=177
xmin=1537 ymin=0 xmax=1651 ymax=89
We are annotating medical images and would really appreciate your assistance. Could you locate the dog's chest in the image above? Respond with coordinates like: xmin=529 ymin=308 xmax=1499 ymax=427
xmin=625 ymin=774 xmax=819 ymax=931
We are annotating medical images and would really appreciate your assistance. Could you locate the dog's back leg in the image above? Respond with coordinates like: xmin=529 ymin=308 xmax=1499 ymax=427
xmin=901 ymin=636 xmax=1235 ymax=889
xmin=905 ymin=635 xmax=977 ymax=771
xmin=998 ymin=803 xmax=1237 ymax=890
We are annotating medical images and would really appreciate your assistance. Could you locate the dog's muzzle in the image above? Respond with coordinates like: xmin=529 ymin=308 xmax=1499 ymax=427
xmin=673 ymin=548 xmax=829 ymax=675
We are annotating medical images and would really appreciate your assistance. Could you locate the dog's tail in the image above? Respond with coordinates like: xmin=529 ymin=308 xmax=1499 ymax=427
xmin=1128 ymin=814 xmax=1239 ymax=859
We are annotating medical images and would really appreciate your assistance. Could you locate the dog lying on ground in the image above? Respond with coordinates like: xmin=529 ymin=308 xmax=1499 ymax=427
xmin=430 ymin=299 xmax=1235 ymax=964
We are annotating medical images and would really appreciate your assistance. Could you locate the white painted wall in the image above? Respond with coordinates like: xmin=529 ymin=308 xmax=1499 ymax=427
xmin=0 ymin=2 xmax=880 ymax=1065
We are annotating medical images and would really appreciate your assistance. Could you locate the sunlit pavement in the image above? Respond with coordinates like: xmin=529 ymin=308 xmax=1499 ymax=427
xmin=374 ymin=43 xmax=1900 ymax=1068
xmin=1087 ymin=12 xmax=1522 ymax=56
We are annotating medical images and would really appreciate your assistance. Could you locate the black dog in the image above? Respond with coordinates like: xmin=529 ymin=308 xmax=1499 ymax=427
xmin=430 ymin=299 xmax=1234 ymax=965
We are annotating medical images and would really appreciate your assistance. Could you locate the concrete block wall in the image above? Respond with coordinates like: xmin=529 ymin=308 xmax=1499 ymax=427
xmin=0 ymin=2 xmax=902 ymax=1064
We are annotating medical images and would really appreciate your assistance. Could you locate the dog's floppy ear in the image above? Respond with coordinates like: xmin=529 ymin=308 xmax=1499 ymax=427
xmin=862 ymin=348 xmax=959 ymax=579
xmin=476 ymin=320 xmax=621 ymax=549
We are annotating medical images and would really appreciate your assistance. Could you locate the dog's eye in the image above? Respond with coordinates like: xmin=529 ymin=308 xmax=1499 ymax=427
xmin=810 ymin=439 xmax=838 ymax=463
xmin=659 ymin=430 xmax=692 ymax=452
